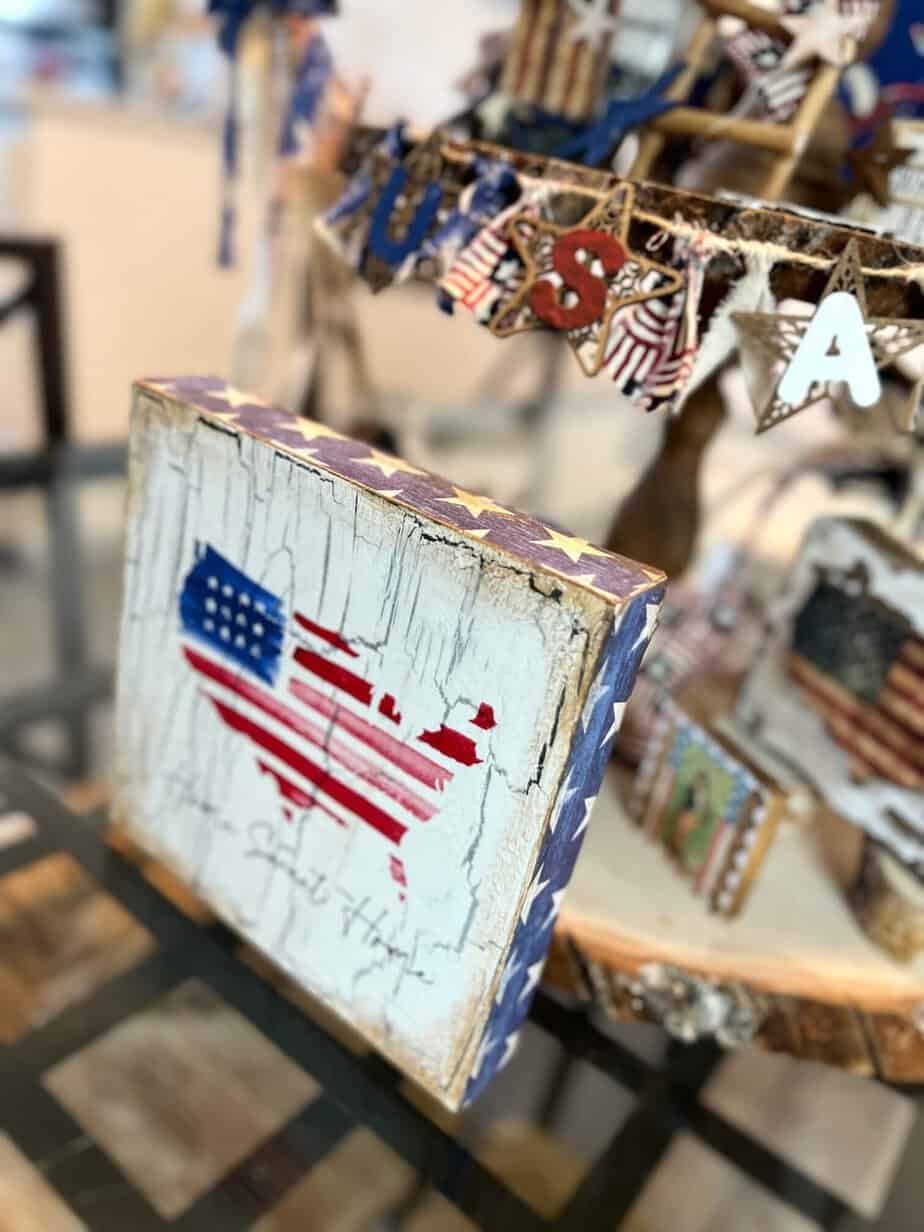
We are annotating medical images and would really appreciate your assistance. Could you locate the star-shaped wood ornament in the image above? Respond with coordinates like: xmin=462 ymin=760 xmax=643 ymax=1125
xmin=848 ymin=120 xmax=915 ymax=207
xmin=733 ymin=242 xmax=924 ymax=434
xmin=489 ymin=184 xmax=685 ymax=377
xmin=780 ymin=0 xmax=870 ymax=68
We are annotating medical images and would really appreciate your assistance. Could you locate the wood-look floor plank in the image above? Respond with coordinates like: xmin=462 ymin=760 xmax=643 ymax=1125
xmin=0 ymin=1133 xmax=86 ymax=1232
xmin=43 ymin=980 xmax=318 ymax=1220
xmin=252 ymin=1128 xmax=416 ymax=1231
xmin=0 ymin=853 xmax=154 ymax=1043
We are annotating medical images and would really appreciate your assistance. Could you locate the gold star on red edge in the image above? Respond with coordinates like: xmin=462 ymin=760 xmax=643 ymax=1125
xmin=489 ymin=184 xmax=684 ymax=377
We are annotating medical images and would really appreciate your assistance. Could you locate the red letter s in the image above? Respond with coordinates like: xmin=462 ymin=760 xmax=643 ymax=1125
xmin=528 ymin=229 xmax=626 ymax=330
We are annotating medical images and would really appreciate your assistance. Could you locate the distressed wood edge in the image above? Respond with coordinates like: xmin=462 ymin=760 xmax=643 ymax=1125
xmin=552 ymin=910 xmax=924 ymax=1016
xmin=133 ymin=380 xmax=666 ymax=610
xmin=542 ymin=931 xmax=924 ymax=1081
xmin=447 ymin=603 xmax=617 ymax=1106
xmin=849 ymin=843 xmax=924 ymax=965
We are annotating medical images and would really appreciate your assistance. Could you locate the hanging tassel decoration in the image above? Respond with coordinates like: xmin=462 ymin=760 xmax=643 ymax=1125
xmin=218 ymin=58 xmax=240 ymax=267
xmin=278 ymin=25 xmax=334 ymax=158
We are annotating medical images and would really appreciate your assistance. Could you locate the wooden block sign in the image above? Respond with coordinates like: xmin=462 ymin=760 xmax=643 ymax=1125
xmin=737 ymin=518 xmax=924 ymax=872
xmin=630 ymin=699 xmax=790 ymax=917
xmin=113 ymin=377 xmax=664 ymax=1109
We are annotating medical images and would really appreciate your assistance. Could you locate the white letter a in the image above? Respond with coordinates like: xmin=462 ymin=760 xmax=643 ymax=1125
xmin=778 ymin=292 xmax=881 ymax=407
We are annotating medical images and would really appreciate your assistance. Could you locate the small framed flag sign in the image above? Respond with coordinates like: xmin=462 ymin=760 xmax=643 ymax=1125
xmin=113 ymin=377 xmax=664 ymax=1109
xmin=630 ymin=699 xmax=790 ymax=917
xmin=737 ymin=518 xmax=924 ymax=876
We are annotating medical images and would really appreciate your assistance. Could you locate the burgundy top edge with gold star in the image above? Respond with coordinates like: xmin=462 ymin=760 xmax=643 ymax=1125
xmin=136 ymin=376 xmax=665 ymax=605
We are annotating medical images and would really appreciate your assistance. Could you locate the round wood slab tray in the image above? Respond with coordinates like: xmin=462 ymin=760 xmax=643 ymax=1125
xmin=550 ymin=769 xmax=924 ymax=1083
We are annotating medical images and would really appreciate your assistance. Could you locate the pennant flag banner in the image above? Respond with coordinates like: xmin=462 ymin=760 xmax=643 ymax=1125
xmin=322 ymin=127 xmax=924 ymax=434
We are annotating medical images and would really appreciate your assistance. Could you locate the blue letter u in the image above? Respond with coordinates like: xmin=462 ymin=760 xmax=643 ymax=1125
xmin=367 ymin=165 xmax=443 ymax=266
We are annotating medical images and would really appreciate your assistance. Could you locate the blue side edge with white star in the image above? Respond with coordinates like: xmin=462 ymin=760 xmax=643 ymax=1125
xmin=462 ymin=587 xmax=664 ymax=1105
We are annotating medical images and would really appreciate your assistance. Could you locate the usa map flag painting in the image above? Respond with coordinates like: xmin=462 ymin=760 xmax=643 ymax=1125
xmin=114 ymin=377 xmax=664 ymax=1108
xmin=179 ymin=544 xmax=497 ymax=897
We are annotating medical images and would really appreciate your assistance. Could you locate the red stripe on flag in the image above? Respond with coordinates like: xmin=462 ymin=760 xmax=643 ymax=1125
xmin=418 ymin=724 xmax=482 ymax=766
xmin=293 ymin=646 xmax=373 ymax=705
xmin=183 ymin=646 xmax=436 ymax=820
xmin=257 ymin=759 xmax=346 ymax=827
xmin=294 ymin=613 xmax=358 ymax=657
xmin=289 ymin=678 xmax=453 ymax=791
xmin=209 ymin=697 xmax=408 ymax=845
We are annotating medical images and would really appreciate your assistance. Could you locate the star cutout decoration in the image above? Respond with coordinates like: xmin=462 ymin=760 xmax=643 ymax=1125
xmin=518 ymin=960 xmax=545 ymax=1004
xmin=302 ymin=421 xmax=349 ymax=442
xmin=495 ymin=957 xmax=523 ymax=1004
xmin=209 ymin=386 xmax=266 ymax=410
xmin=436 ymin=487 xmax=512 ymax=520
xmin=500 ymin=1033 xmax=520 ymax=1068
xmin=848 ymin=120 xmax=914 ymax=207
xmin=732 ymin=242 xmax=924 ymax=434
xmin=780 ymin=0 xmax=870 ymax=68
xmin=531 ymin=526 xmax=611 ymax=565
xmin=553 ymin=780 xmax=582 ymax=832
xmin=471 ymin=1029 xmax=499 ymax=1080
xmin=601 ymin=702 xmax=627 ymax=746
xmin=632 ymin=602 xmax=661 ymax=653
xmin=352 ymin=447 xmax=427 ymax=481
xmin=542 ymin=889 xmax=566 ymax=931
xmin=567 ymin=0 xmax=619 ymax=48
xmin=520 ymin=864 xmax=549 ymax=926
xmin=573 ymin=795 xmax=597 ymax=840
xmin=490 ymin=185 xmax=685 ymax=377
xmin=300 ymin=421 xmax=352 ymax=456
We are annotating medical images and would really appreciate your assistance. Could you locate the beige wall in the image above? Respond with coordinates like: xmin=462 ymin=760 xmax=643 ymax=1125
xmin=4 ymin=101 xmax=252 ymax=444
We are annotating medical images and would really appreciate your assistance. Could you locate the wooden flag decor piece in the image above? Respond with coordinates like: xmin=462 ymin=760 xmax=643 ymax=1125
xmin=499 ymin=0 xmax=622 ymax=123
xmin=631 ymin=699 xmax=790 ymax=916
xmin=113 ymin=376 xmax=664 ymax=1110
xmin=627 ymin=0 xmax=883 ymax=200
xmin=737 ymin=517 xmax=924 ymax=872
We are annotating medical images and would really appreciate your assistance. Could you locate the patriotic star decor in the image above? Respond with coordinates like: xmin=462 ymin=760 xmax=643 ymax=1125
xmin=121 ymin=376 xmax=665 ymax=1109
xmin=732 ymin=242 xmax=924 ymax=433
xmin=462 ymin=589 xmax=660 ymax=1104
xmin=780 ymin=0 xmax=871 ymax=68
xmin=489 ymin=185 xmax=685 ymax=377
xmin=566 ymin=0 xmax=620 ymax=47
xmin=141 ymin=376 xmax=660 ymax=598
xmin=847 ymin=120 xmax=914 ymax=206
